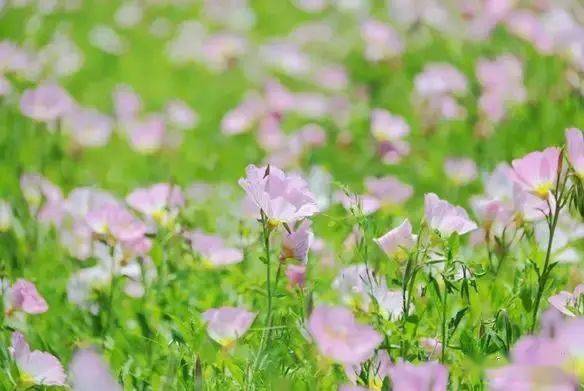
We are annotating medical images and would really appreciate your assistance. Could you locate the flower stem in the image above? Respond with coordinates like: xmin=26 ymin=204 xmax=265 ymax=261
xmin=440 ymin=276 xmax=448 ymax=363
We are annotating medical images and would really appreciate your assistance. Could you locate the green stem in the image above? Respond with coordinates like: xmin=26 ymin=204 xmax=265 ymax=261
xmin=441 ymin=278 xmax=448 ymax=363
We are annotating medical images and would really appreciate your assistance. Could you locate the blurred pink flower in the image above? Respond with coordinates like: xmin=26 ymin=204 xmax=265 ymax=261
xmin=63 ymin=107 xmax=113 ymax=148
xmin=548 ymin=284 xmax=584 ymax=317
xmin=308 ymin=305 xmax=382 ymax=365
xmin=166 ymin=99 xmax=198 ymax=131
xmin=361 ymin=19 xmax=404 ymax=62
xmin=239 ymin=164 xmax=319 ymax=225
xmin=365 ymin=176 xmax=413 ymax=207
xmin=566 ymin=128 xmax=584 ymax=178
xmin=389 ymin=361 xmax=448 ymax=391
xmin=126 ymin=183 xmax=184 ymax=225
xmin=221 ymin=92 xmax=265 ymax=135
xmin=424 ymin=193 xmax=477 ymax=236
xmin=371 ymin=109 xmax=410 ymax=142
xmin=6 ymin=279 xmax=48 ymax=315
xmin=510 ymin=147 xmax=561 ymax=198
xmin=285 ymin=264 xmax=306 ymax=288
xmin=69 ymin=348 xmax=121 ymax=391
xmin=126 ymin=115 xmax=166 ymax=153
xmin=374 ymin=219 xmax=416 ymax=259
xmin=281 ymin=220 xmax=313 ymax=262
xmin=415 ymin=63 xmax=467 ymax=98
xmin=421 ymin=338 xmax=443 ymax=360
xmin=345 ymin=350 xmax=392 ymax=387
xmin=202 ymin=307 xmax=256 ymax=346
xmin=20 ymin=82 xmax=73 ymax=122
xmin=86 ymin=203 xmax=147 ymax=242
xmin=488 ymin=364 xmax=577 ymax=391
xmin=113 ymin=84 xmax=142 ymax=121
xmin=10 ymin=332 xmax=66 ymax=386
xmin=444 ymin=157 xmax=478 ymax=185
xmin=188 ymin=230 xmax=243 ymax=267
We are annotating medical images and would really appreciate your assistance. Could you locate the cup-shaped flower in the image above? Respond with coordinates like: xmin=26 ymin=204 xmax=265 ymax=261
xmin=566 ymin=128 xmax=584 ymax=178
xmin=389 ymin=361 xmax=448 ymax=391
xmin=365 ymin=176 xmax=413 ymax=208
xmin=188 ymin=230 xmax=243 ymax=267
xmin=126 ymin=183 xmax=184 ymax=225
xmin=308 ymin=305 xmax=382 ymax=365
xmin=10 ymin=332 xmax=66 ymax=386
xmin=281 ymin=220 xmax=313 ymax=262
xmin=62 ymin=107 xmax=113 ymax=148
xmin=424 ymin=193 xmax=477 ymax=237
xmin=374 ymin=219 xmax=416 ymax=260
xmin=202 ymin=307 xmax=256 ymax=346
xmin=20 ymin=82 xmax=73 ymax=122
xmin=443 ymin=157 xmax=478 ymax=185
xmin=510 ymin=147 xmax=561 ymax=198
xmin=69 ymin=348 xmax=122 ymax=391
xmin=549 ymin=284 xmax=584 ymax=317
xmin=239 ymin=164 xmax=319 ymax=226
xmin=86 ymin=203 xmax=147 ymax=242
xmin=6 ymin=279 xmax=48 ymax=315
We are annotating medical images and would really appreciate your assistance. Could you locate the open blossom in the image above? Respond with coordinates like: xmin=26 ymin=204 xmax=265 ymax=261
xmin=86 ymin=203 xmax=147 ymax=242
xmin=166 ymin=99 xmax=198 ymax=130
xmin=126 ymin=115 xmax=166 ymax=153
xmin=510 ymin=147 xmax=561 ymax=198
xmin=62 ymin=107 xmax=113 ymax=148
xmin=308 ymin=305 xmax=382 ymax=365
xmin=20 ymin=82 xmax=73 ymax=122
xmin=69 ymin=348 xmax=121 ymax=391
xmin=389 ymin=361 xmax=448 ymax=391
xmin=10 ymin=332 xmax=66 ymax=386
xmin=548 ymin=284 xmax=584 ymax=317
xmin=424 ymin=193 xmax=477 ymax=236
xmin=443 ymin=157 xmax=478 ymax=185
xmin=365 ymin=176 xmax=413 ymax=207
xmin=281 ymin=220 xmax=313 ymax=262
xmin=202 ymin=307 xmax=256 ymax=346
xmin=239 ymin=164 xmax=319 ymax=225
xmin=370 ymin=109 xmax=410 ymax=143
xmin=360 ymin=19 xmax=404 ymax=62
xmin=126 ymin=183 xmax=184 ymax=225
xmin=5 ymin=279 xmax=48 ymax=315
xmin=113 ymin=84 xmax=141 ymax=121
xmin=188 ymin=230 xmax=243 ymax=267
xmin=374 ymin=218 xmax=417 ymax=259
xmin=333 ymin=264 xmax=377 ymax=311
xmin=566 ymin=128 xmax=584 ymax=178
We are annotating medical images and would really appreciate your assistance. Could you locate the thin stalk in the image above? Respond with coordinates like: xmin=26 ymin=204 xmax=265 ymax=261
xmin=440 ymin=276 xmax=448 ymax=363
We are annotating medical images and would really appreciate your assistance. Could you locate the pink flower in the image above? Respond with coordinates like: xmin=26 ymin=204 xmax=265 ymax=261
xmin=281 ymin=220 xmax=313 ymax=262
xmin=566 ymin=128 xmax=584 ymax=178
xmin=374 ymin=219 xmax=417 ymax=259
xmin=424 ymin=193 xmax=477 ymax=236
xmin=371 ymin=109 xmax=410 ymax=142
xmin=510 ymin=147 xmax=561 ymax=198
xmin=360 ymin=19 xmax=404 ymax=62
xmin=62 ymin=107 xmax=113 ymax=148
xmin=365 ymin=176 xmax=413 ymax=207
xmin=336 ymin=192 xmax=381 ymax=216
xmin=202 ymin=307 xmax=256 ymax=346
xmin=285 ymin=264 xmax=306 ymax=288
xmin=10 ymin=332 xmax=66 ymax=386
xmin=69 ymin=348 xmax=121 ymax=391
xmin=188 ymin=230 xmax=243 ymax=267
xmin=113 ymin=84 xmax=141 ymax=121
xmin=345 ymin=350 xmax=392 ymax=388
xmin=166 ymin=99 xmax=198 ymax=130
xmin=389 ymin=361 xmax=448 ymax=391
xmin=6 ymin=279 xmax=48 ymax=315
xmin=20 ymin=82 xmax=73 ymax=122
xmin=548 ymin=284 xmax=584 ymax=317
xmin=414 ymin=63 xmax=467 ymax=98
xmin=126 ymin=115 xmax=166 ymax=153
xmin=86 ymin=203 xmax=147 ymax=242
xmin=308 ymin=305 xmax=382 ymax=365
xmin=333 ymin=264 xmax=378 ymax=311
xmin=488 ymin=364 xmax=576 ymax=391
xmin=443 ymin=157 xmax=478 ymax=185
xmin=221 ymin=92 xmax=265 ymax=135
xmin=421 ymin=338 xmax=443 ymax=360
xmin=239 ymin=164 xmax=319 ymax=225
xmin=126 ymin=183 xmax=184 ymax=224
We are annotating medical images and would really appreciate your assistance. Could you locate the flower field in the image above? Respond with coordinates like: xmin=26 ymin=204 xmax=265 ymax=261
xmin=0 ymin=0 xmax=583 ymax=389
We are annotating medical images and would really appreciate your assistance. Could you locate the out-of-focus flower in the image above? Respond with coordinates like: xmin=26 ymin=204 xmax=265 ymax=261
xmin=166 ymin=99 xmax=198 ymax=131
xmin=86 ymin=203 xmax=146 ymax=242
xmin=114 ymin=1 xmax=143 ymax=29
xmin=365 ymin=176 xmax=413 ymax=208
xmin=0 ymin=199 xmax=12 ymax=231
xmin=126 ymin=115 xmax=166 ymax=153
xmin=389 ymin=360 xmax=448 ymax=391
xmin=239 ymin=164 xmax=319 ymax=226
xmin=313 ymin=65 xmax=348 ymax=91
xmin=126 ymin=183 xmax=184 ymax=226
xmin=374 ymin=219 xmax=416 ymax=260
xmin=260 ymin=41 xmax=312 ymax=77
xmin=201 ymin=33 xmax=247 ymax=72
xmin=421 ymin=338 xmax=443 ymax=360
xmin=371 ymin=109 xmax=410 ymax=142
xmin=424 ymin=193 xmax=477 ymax=236
xmin=89 ymin=25 xmax=127 ymax=55
xmin=188 ymin=230 xmax=243 ymax=267
xmin=10 ymin=332 xmax=66 ymax=386
xmin=285 ymin=264 xmax=306 ymax=288
xmin=202 ymin=0 xmax=255 ymax=31
xmin=510 ymin=147 xmax=561 ymax=198
xmin=345 ymin=350 xmax=392 ymax=389
xmin=336 ymin=192 xmax=381 ymax=216
xmin=20 ymin=173 xmax=63 ymax=219
xmin=62 ymin=107 xmax=113 ymax=148
xmin=0 ymin=75 xmax=11 ymax=96
xmin=20 ymin=82 xmax=73 ymax=122
xmin=281 ymin=220 xmax=313 ymax=262
xmin=293 ymin=0 xmax=327 ymax=13
xmin=566 ymin=128 xmax=584 ymax=178
xmin=444 ymin=157 xmax=478 ymax=185
xmin=361 ymin=19 xmax=403 ymax=62
xmin=308 ymin=305 xmax=382 ymax=365
xmin=202 ymin=307 xmax=256 ymax=346
xmin=113 ymin=84 xmax=141 ymax=122
xmin=221 ymin=92 xmax=265 ymax=135
xmin=488 ymin=364 xmax=577 ymax=391
xmin=69 ymin=348 xmax=122 ymax=391
xmin=549 ymin=284 xmax=584 ymax=317
xmin=5 ymin=279 xmax=48 ymax=315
